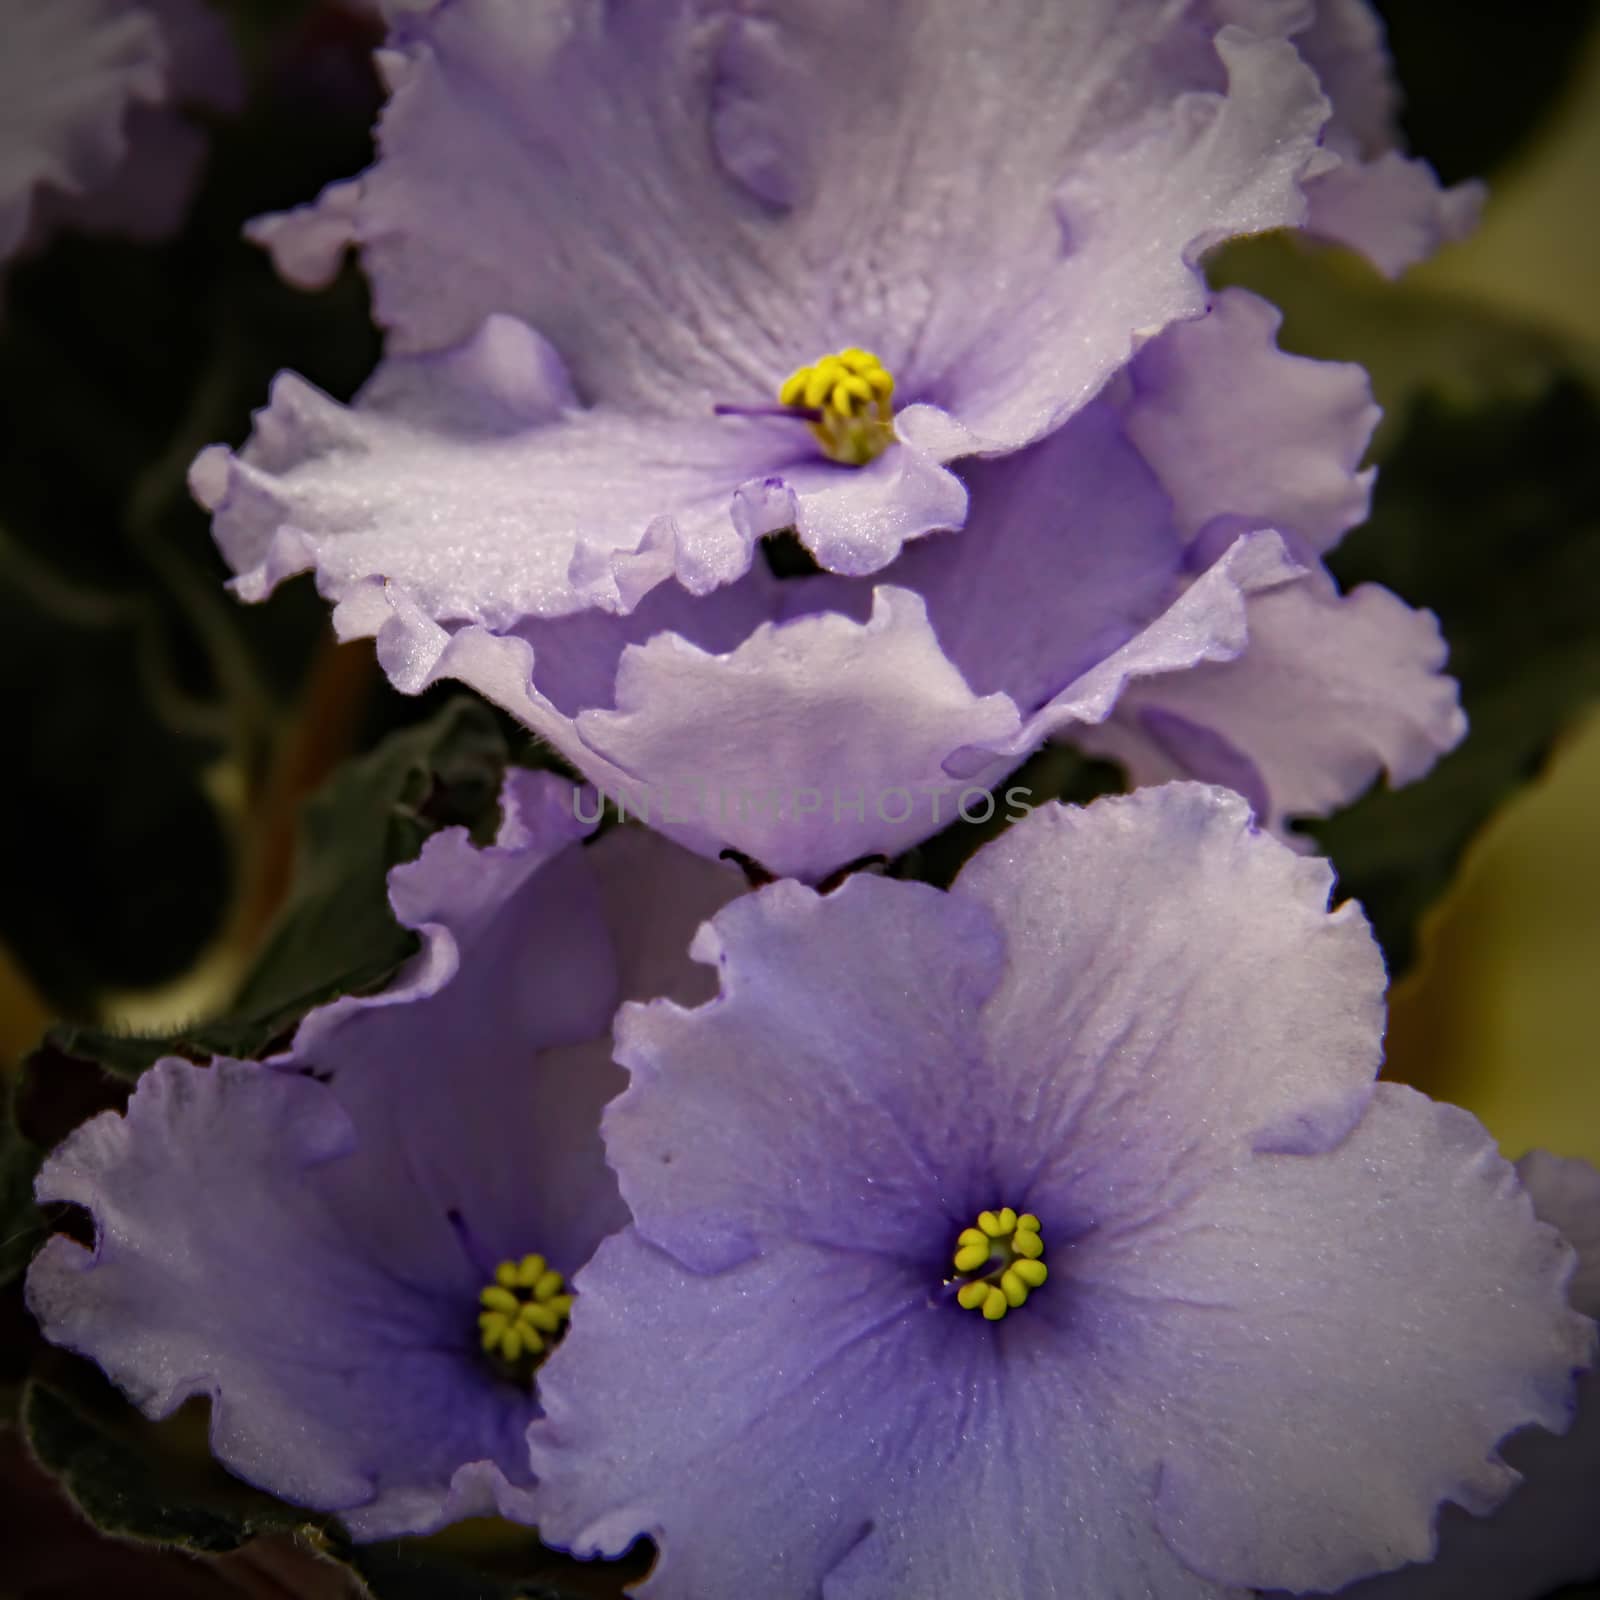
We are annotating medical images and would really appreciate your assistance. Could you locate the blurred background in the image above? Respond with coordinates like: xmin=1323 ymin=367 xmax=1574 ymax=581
xmin=1371 ymin=10 xmax=1600 ymax=1163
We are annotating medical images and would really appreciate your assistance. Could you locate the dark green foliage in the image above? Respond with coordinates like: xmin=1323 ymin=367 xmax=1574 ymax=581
xmin=1375 ymin=0 xmax=1600 ymax=184
xmin=1311 ymin=379 xmax=1600 ymax=972
xmin=33 ymin=697 xmax=510 ymax=1078
xmin=24 ymin=1375 xmax=314 ymax=1554
xmin=0 ymin=1077 xmax=42 ymax=1287
xmin=0 ymin=8 xmax=384 ymax=1012
xmin=23 ymin=1360 xmax=639 ymax=1596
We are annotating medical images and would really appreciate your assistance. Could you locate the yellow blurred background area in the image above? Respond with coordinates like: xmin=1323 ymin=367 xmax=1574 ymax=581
xmin=1385 ymin=28 xmax=1600 ymax=1162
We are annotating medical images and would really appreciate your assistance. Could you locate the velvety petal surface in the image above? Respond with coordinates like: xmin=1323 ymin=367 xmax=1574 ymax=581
xmin=0 ymin=0 xmax=166 ymax=259
xmin=874 ymin=399 xmax=1186 ymax=707
xmin=242 ymin=0 xmax=1329 ymax=581
xmin=604 ymin=870 xmax=1007 ymax=1274
xmin=28 ymin=1058 xmax=546 ymax=1536
xmin=1122 ymin=1088 xmax=1591 ymax=1594
xmin=283 ymin=769 xmax=624 ymax=1301
xmin=1294 ymin=0 xmax=1483 ymax=275
xmin=1327 ymin=1154 xmax=1600 ymax=1600
xmin=1015 ymin=528 xmax=1306 ymax=755
xmin=1121 ymin=289 xmax=1378 ymax=554
xmin=1305 ymin=150 xmax=1483 ymax=280
xmin=531 ymin=1229 xmax=1228 ymax=1600
xmin=952 ymin=786 xmax=1385 ymax=1209
xmin=531 ymin=787 xmax=1586 ymax=1598
xmin=192 ymin=320 xmax=784 ymax=624
xmin=299 ymin=1 xmax=1326 ymax=411
xmin=575 ymin=588 xmax=1025 ymax=879
xmin=1074 ymin=577 xmax=1466 ymax=832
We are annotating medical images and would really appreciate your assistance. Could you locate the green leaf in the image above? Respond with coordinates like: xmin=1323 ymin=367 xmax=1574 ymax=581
xmin=23 ymin=1360 xmax=638 ymax=1596
xmin=0 ymin=1076 xmax=43 ymax=1287
xmin=0 ymin=537 xmax=231 ymax=1013
xmin=23 ymin=1371 xmax=323 ymax=1555
xmin=228 ymin=697 xmax=509 ymax=1024
xmin=37 ymin=698 xmax=510 ymax=1078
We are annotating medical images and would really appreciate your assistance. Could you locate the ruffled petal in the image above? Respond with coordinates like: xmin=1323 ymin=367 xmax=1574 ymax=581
xmin=776 ymin=413 xmax=970 ymax=577
xmin=248 ymin=178 xmax=364 ymax=290
xmin=1306 ymin=151 xmax=1484 ymax=279
xmin=1013 ymin=527 xmax=1305 ymax=752
xmin=524 ymin=822 xmax=747 ymax=1248
xmin=530 ymin=1231 xmax=1219 ymax=1600
xmin=874 ymin=399 xmax=1185 ymax=706
xmin=575 ymin=587 xmax=1025 ymax=879
xmin=533 ymin=790 xmax=1583 ymax=1598
xmin=605 ymin=872 xmax=1008 ymax=1274
xmin=1121 ymin=288 xmax=1378 ymax=554
xmin=1123 ymin=1088 xmax=1594 ymax=1593
xmin=280 ymin=768 xmax=628 ymax=1291
xmin=237 ymin=3 xmax=1330 ymax=586
xmin=949 ymin=24 xmax=1328 ymax=451
xmin=1324 ymin=1155 xmax=1600 ymax=1600
xmin=953 ymin=786 xmax=1385 ymax=1215
xmin=0 ymin=0 xmax=167 ymax=259
xmin=306 ymin=2 xmax=1325 ymax=417
xmin=192 ymin=320 xmax=788 ymax=623
xmin=1075 ymin=576 xmax=1466 ymax=831
xmin=1294 ymin=0 xmax=1483 ymax=275
xmin=26 ymin=1058 xmax=543 ymax=1534
xmin=530 ymin=1234 xmax=937 ymax=1597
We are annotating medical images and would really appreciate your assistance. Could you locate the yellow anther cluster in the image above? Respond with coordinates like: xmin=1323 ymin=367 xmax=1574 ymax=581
xmin=778 ymin=347 xmax=896 ymax=466
xmin=952 ymin=1208 xmax=1047 ymax=1322
xmin=478 ymin=1254 xmax=573 ymax=1369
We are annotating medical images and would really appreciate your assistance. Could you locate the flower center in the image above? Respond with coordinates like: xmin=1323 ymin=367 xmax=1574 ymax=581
xmin=477 ymin=1253 xmax=573 ymax=1380
xmin=777 ymin=347 xmax=897 ymax=465
xmin=951 ymin=1207 xmax=1047 ymax=1322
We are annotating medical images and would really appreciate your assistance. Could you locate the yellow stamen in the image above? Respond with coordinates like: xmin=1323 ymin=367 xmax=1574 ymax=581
xmin=477 ymin=1252 xmax=573 ymax=1377
xmin=950 ymin=1206 xmax=1048 ymax=1323
xmin=778 ymin=347 xmax=897 ymax=465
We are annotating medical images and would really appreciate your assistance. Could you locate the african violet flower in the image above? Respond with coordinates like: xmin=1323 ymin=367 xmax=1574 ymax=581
xmin=193 ymin=1 xmax=1466 ymax=878
xmin=198 ymin=268 xmax=1463 ymax=878
xmin=25 ymin=770 xmax=740 ymax=1538
xmin=526 ymin=785 xmax=1593 ymax=1599
xmin=1327 ymin=1152 xmax=1600 ymax=1600
xmin=0 ymin=0 xmax=242 ymax=263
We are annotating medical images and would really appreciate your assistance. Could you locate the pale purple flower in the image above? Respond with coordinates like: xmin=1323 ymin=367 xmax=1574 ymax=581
xmin=527 ymin=785 xmax=1592 ymax=1599
xmin=193 ymin=2 xmax=1466 ymax=880
xmin=0 ymin=0 xmax=242 ymax=262
xmin=25 ymin=771 xmax=740 ymax=1539
xmin=222 ymin=0 xmax=1333 ymax=595
xmin=195 ymin=276 xmax=1463 ymax=879
xmin=1322 ymin=1151 xmax=1600 ymax=1600
xmin=1293 ymin=0 xmax=1484 ymax=276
